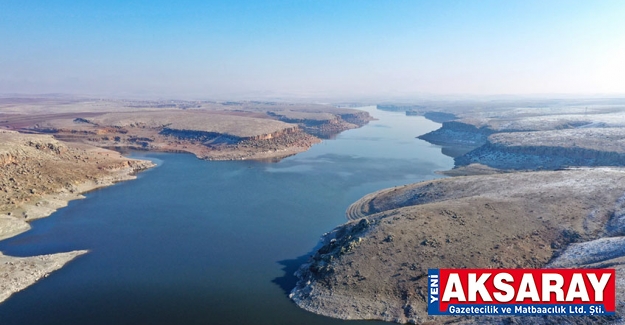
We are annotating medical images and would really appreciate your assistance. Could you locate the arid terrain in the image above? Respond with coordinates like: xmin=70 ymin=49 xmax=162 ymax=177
xmin=0 ymin=97 xmax=372 ymax=305
xmin=4 ymin=96 xmax=625 ymax=324
xmin=293 ymin=100 xmax=625 ymax=324
xmin=408 ymin=99 xmax=625 ymax=165
xmin=293 ymin=169 xmax=625 ymax=324
xmin=0 ymin=97 xmax=372 ymax=161
xmin=0 ymin=129 xmax=154 ymax=303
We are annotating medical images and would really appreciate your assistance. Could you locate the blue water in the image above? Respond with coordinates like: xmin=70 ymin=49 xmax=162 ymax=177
xmin=0 ymin=107 xmax=453 ymax=325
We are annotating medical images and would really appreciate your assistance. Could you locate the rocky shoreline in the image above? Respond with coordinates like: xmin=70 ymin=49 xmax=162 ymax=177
xmin=0 ymin=130 xmax=154 ymax=304
xmin=291 ymin=103 xmax=625 ymax=324
xmin=0 ymin=99 xmax=373 ymax=306
xmin=455 ymin=128 xmax=625 ymax=170
xmin=414 ymin=104 xmax=625 ymax=170
xmin=0 ymin=250 xmax=89 ymax=304
xmin=292 ymin=168 xmax=625 ymax=324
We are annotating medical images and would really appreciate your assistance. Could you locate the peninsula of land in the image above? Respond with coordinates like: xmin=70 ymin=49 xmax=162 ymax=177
xmin=0 ymin=98 xmax=372 ymax=161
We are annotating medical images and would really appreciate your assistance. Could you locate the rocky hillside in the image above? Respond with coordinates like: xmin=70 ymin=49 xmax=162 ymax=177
xmin=292 ymin=168 xmax=625 ymax=324
xmin=1 ymin=98 xmax=373 ymax=161
xmin=267 ymin=110 xmax=373 ymax=138
xmin=412 ymin=102 xmax=625 ymax=168
xmin=0 ymin=130 xmax=153 ymax=222
xmin=293 ymin=102 xmax=625 ymax=324
xmin=29 ymin=111 xmax=321 ymax=161
xmin=0 ymin=130 xmax=154 ymax=303
xmin=417 ymin=121 xmax=493 ymax=147
xmin=456 ymin=128 xmax=625 ymax=170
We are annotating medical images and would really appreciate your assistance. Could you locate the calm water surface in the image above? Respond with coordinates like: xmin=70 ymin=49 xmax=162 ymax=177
xmin=0 ymin=107 xmax=453 ymax=325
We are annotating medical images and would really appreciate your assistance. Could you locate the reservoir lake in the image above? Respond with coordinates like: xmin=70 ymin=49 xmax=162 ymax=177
xmin=0 ymin=107 xmax=453 ymax=325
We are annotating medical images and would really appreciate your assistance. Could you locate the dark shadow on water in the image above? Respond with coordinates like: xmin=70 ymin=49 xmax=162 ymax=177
xmin=272 ymin=253 xmax=313 ymax=296
xmin=440 ymin=145 xmax=478 ymax=158
xmin=416 ymin=143 xmax=478 ymax=159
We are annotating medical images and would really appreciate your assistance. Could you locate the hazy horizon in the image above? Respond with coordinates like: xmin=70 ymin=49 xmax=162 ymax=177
xmin=2 ymin=1 xmax=625 ymax=100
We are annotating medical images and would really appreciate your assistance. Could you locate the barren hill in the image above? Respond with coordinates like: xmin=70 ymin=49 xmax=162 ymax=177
xmin=0 ymin=98 xmax=372 ymax=161
xmin=292 ymin=168 xmax=625 ymax=324
xmin=0 ymin=130 xmax=154 ymax=304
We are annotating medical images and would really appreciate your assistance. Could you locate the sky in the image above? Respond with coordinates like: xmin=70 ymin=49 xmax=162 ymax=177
xmin=1 ymin=0 xmax=625 ymax=100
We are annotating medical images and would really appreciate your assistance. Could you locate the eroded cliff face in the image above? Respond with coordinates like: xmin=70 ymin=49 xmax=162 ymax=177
xmin=338 ymin=111 xmax=373 ymax=127
xmin=416 ymin=121 xmax=495 ymax=158
xmin=16 ymin=108 xmax=375 ymax=161
xmin=417 ymin=121 xmax=493 ymax=147
xmin=205 ymin=128 xmax=321 ymax=161
xmin=308 ymin=112 xmax=374 ymax=139
xmin=417 ymin=113 xmax=625 ymax=171
xmin=268 ymin=110 xmax=374 ymax=139
xmin=160 ymin=125 xmax=301 ymax=142
xmin=31 ymin=113 xmax=322 ymax=161
xmin=453 ymin=128 xmax=625 ymax=170
xmin=1 ymin=98 xmax=374 ymax=162
xmin=456 ymin=142 xmax=625 ymax=170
